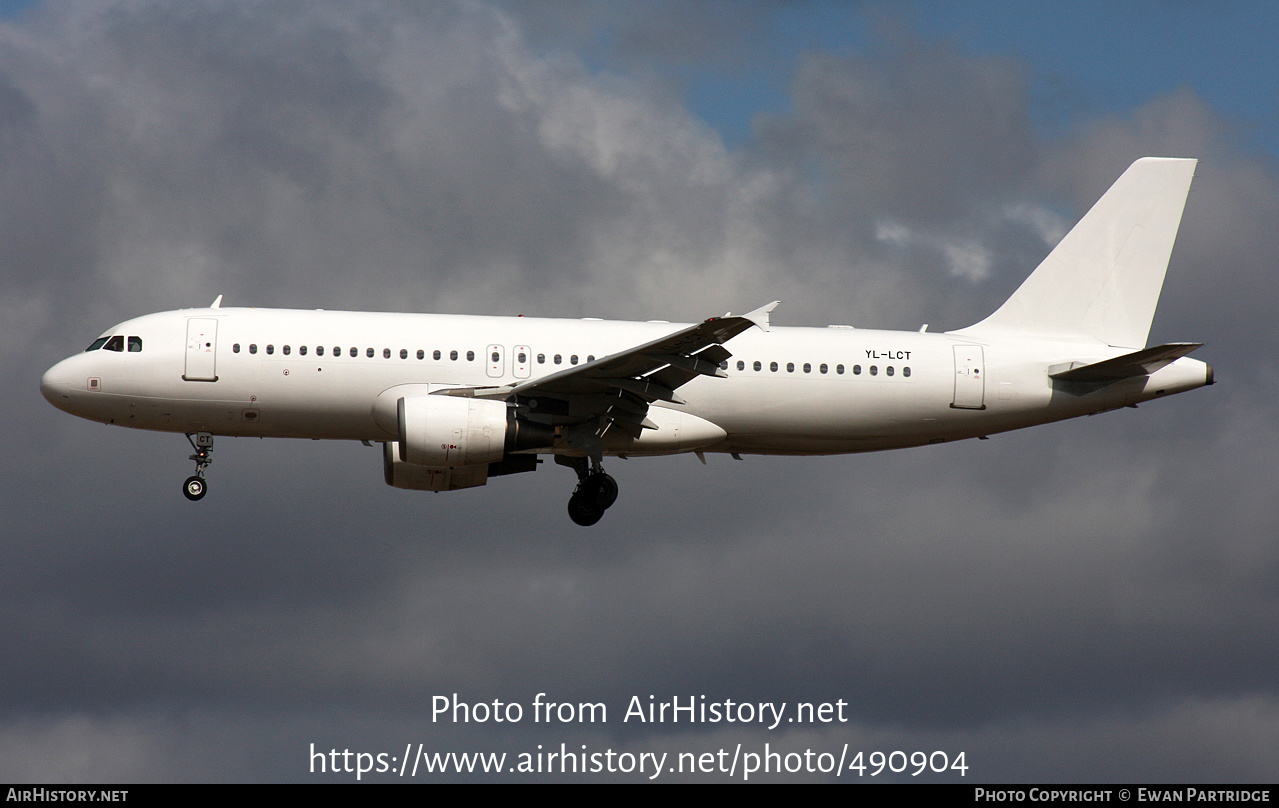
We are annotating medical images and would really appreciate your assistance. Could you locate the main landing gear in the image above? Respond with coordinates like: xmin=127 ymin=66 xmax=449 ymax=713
xmin=183 ymin=432 xmax=214 ymax=501
xmin=558 ymin=455 xmax=618 ymax=527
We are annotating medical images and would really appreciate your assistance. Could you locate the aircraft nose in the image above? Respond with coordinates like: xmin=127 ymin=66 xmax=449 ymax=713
xmin=40 ymin=358 xmax=74 ymax=409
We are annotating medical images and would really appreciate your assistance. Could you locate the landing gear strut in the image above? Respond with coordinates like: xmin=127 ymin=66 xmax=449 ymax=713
xmin=183 ymin=432 xmax=213 ymax=501
xmin=558 ymin=455 xmax=618 ymax=527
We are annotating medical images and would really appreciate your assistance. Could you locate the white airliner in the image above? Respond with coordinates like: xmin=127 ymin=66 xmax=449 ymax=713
xmin=42 ymin=157 xmax=1212 ymax=525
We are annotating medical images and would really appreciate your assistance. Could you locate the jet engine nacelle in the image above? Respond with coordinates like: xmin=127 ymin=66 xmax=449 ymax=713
xmin=398 ymin=394 xmax=508 ymax=467
xmin=382 ymin=441 xmax=490 ymax=491
xmin=394 ymin=393 xmax=557 ymax=468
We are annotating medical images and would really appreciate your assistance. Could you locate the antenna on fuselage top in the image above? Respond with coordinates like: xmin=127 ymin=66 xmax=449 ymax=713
xmin=210 ymin=295 xmax=223 ymax=309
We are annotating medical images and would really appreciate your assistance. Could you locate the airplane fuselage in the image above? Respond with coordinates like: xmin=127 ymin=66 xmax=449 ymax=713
xmin=41 ymin=306 xmax=1211 ymax=456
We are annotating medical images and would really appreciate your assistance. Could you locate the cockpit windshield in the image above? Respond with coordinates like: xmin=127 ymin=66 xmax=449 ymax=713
xmin=84 ymin=335 xmax=142 ymax=352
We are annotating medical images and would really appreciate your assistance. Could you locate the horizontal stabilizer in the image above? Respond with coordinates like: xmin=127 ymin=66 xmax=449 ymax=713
xmin=1049 ymin=343 xmax=1202 ymax=383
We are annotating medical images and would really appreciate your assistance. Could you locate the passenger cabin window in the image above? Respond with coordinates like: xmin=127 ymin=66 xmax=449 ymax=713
xmin=299 ymin=346 xmax=307 ymax=356
xmin=467 ymin=350 xmax=475 ymax=361
xmin=249 ymin=344 xmax=258 ymax=355
xmin=349 ymin=347 xmax=358 ymax=358
xmin=317 ymin=346 xmax=325 ymax=356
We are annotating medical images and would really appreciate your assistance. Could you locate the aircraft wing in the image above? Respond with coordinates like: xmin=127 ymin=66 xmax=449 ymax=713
xmin=441 ymin=301 xmax=778 ymax=439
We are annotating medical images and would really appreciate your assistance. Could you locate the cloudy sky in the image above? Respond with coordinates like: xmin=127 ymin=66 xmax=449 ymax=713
xmin=4 ymin=0 xmax=1278 ymax=782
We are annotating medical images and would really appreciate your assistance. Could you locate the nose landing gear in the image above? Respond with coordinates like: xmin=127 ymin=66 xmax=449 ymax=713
xmin=558 ymin=455 xmax=618 ymax=527
xmin=183 ymin=432 xmax=213 ymax=501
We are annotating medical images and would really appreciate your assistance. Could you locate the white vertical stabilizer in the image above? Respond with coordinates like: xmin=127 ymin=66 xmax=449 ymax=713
xmin=955 ymin=157 xmax=1197 ymax=348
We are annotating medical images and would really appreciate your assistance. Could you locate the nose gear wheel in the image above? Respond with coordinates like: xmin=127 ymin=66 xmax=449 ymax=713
xmin=183 ymin=432 xmax=214 ymax=501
